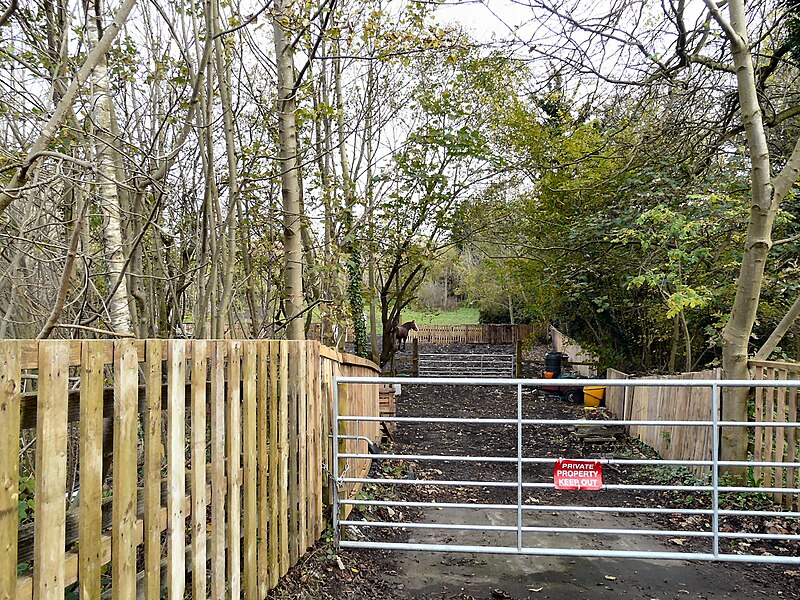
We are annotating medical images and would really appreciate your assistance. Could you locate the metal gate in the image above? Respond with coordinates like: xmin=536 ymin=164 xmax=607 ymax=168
xmin=332 ymin=376 xmax=800 ymax=564
xmin=417 ymin=353 xmax=515 ymax=377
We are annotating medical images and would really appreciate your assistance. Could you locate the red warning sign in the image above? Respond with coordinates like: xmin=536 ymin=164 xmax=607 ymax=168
xmin=553 ymin=459 xmax=603 ymax=490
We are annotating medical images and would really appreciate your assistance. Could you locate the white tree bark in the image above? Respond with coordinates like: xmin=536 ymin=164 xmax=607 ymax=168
xmin=88 ymin=4 xmax=133 ymax=335
xmin=273 ymin=0 xmax=305 ymax=340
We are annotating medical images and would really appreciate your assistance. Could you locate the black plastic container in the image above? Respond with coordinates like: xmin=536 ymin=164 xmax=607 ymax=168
xmin=544 ymin=351 xmax=565 ymax=377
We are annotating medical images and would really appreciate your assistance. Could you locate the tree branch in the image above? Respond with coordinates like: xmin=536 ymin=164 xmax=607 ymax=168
xmin=0 ymin=0 xmax=137 ymax=217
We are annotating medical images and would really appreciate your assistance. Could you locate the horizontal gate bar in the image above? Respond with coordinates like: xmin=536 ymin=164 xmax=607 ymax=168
xmin=338 ymin=541 xmax=800 ymax=564
xmin=336 ymin=375 xmax=800 ymax=388
xmin=339 ymin=452 xmax=800 ymax=469
xmin=341 ymin=519 xmax=800 ymax=541
xmin=340 ymin=499 xmax=800 ymax=519
xmin=339 ymin=476 xmax=800 ymax=494
xmin=338 ymin=415 xmax=799 ymax=427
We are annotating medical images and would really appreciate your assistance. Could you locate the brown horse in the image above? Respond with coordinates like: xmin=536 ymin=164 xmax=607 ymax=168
xmin=393 ymin=320 xmax=418 ymax=351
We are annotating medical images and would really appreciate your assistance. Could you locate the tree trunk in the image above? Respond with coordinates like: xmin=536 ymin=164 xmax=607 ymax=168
xmin=88 ymin=3 xmax=132 ymax=335
xmin=273 ymin=0 xmax=304 ymax=340
xmin=709 ymin=0 xmax=800 ymax=474
xmin=212 ymin=0 xmax=238 ymax=339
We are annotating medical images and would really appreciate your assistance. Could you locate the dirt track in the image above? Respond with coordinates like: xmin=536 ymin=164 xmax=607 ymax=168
xmin=270 ymin=345 xmax=800 ymax=599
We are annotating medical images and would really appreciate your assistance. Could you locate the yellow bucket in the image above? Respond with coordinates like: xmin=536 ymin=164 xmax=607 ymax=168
xmin=584 ymin=386 xmax=606 ymax=407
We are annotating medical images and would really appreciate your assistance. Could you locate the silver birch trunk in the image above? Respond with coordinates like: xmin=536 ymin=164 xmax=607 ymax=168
xmin=273 ymin=0 xmax=305 ymax=340
xmin=88 ymin=6 xmax=132 ymax=335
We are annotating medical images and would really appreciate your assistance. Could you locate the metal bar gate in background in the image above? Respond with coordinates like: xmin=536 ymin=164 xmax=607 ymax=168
xmin=332 ymin=376 xmax=800 ymax=564
xmin=417 ymin=354 xmax=515 ymax=378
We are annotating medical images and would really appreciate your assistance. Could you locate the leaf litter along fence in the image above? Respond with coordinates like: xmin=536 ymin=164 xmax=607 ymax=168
xmin=0 ymin=339 xmax=380 ymax=600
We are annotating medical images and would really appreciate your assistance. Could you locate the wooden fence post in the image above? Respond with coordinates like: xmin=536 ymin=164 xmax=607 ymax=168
xmin=516 ymin=340 xmax=523 ymax=378
xmin=0 ymin=342 xmax=20 ymax=600
xmin=412 ymin=338 xmax=419 ymax=375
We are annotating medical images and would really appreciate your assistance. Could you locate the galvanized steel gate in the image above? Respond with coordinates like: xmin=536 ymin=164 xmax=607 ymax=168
xmin=417 ymin=353 xmax=516 ymax=378
xmin=332 ymin=376 xmax=800 ymax=564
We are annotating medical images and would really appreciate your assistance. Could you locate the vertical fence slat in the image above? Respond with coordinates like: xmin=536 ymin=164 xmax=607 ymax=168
xmin=269 ymin=340 xmax=281 ymax=588
xmin=0 ymin=341 xmax=20 ymax=600
xmin=754 ymin=365 xmax=765 ymax=483
xmin=227 ymin=340 xmax=242 ymax=598
xmin=279 ymin=341 xmax=290 ymax=576
xmin=112 ymin=341 xmax=138 ymax=600
xmin=298 ymin=342 xmax=308 ymax=554
xmin=312 ymin=342 xmax=323 ymax=539
xmin=143 ymin=340 xmax=162 ymax=600
xmin=32 ymin=342 xmax=69 ymax=600
xmin=191 ymin=340 xmax=208 ymax=599
xmin=775 ymin=369 xmax=788 ymax=504
xmin=257 ymin=341 xmax=270 ymax=597
xmin=79 ymin=341 xmax=104 ymax=600
xmin=167 ymin=340 xmax=186 ymax=599
xmin=765 ymin=368 xmax=776 ymax=487
xmin=243 ymin=341 xmax=258 ymax=600
xmin=210 ymin=342 xmax=226 ymax=600
xmin=788 ymin=377 xmax=798 ymax=510
xmin=288 ymin=341 xmax=299 ymax=564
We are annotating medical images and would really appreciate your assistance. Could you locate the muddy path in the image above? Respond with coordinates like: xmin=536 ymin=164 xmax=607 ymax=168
xmin=271 ymin=346 xmax=800 ymax=599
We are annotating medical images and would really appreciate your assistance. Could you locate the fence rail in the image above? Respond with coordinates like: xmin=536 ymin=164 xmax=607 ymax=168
xmin=0 ymin=339 xmax=380 ymax=599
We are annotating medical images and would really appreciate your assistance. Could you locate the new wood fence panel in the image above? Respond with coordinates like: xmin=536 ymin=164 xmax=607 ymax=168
xmin=210 ymin=342 xmax=226 ymax=600
xmin=33 ymin=342 xmax=70 ymax=599
xmin=112 ymin=341 xmax=138 ymax=600
xmin=78 ymin=341 xmax=104 ymax=600
xmin=775 ymin=369 xmax=788 ymax=504
xmin=765 ymin=367 xmax=777 ymax=487
xmin=297 ymin=341 xmax=308 ymax=555
xmin=287 ymin=341 xmax=300 ymax=565
xmin=311 ymin=342 xmax=323 ymax=540
xmin=190 ymin=340 xmax=208 ymax=600
xmin=279 ymin=341 xmax=290 ymax=576
xmin=167 ymin=340 xmax=186 ymax=599
xmin=242 ymin=341 xmax=258 ymax=600
xmin=788 ymin=383 xmax=798 ymax=507
xmin=3 ymin=338 xmax=382 ymax=599
xmin=268 ymin=340 xmax=280 ymax=589
xmin=0 ymin=341 xmax=20 ymax=600
xmin=143 ymin=340 xmax=162 ymax=600
xmin=227 ymin=340 xmax=242 ymax=598
xmin=256 ymin=341 xmax=270 ymax=597
xmin=754 ymin=365 xmax=765 ymax=483
xmin=750 ymin=360 xmax=800 ymax=508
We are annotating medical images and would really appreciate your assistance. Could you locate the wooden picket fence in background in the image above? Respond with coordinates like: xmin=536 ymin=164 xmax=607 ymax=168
xmin=608 ymin=362 xmax=800 ymax=508
xmin=0 ymin=339 xmax=380 ymax=600
xmin=751 ymin=359 xmax=800 ymax=509
xmin=307 ymin=323 xmax=544 ymax=346
xmin=605 ymin=368 xmax=720 ymax=479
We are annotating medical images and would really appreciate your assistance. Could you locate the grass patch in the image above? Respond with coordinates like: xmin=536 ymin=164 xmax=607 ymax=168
xmin=399 ymin=307 xmax=480 ymax=324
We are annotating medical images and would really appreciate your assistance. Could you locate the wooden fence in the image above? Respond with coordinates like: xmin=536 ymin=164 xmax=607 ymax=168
xmin=608 ymin=362 xmax=800 ymax=508
xmin=750 ymin=359 xmax=800 ymax=508
xmin=550 ymin=326 xmax=599 ymax=376
xmin=0 ymin=339 xmax=380 ymax=600
xmin=605 ymin=368 xmax=720 ymax=479
xmin=307 ymin=323 xmax=545 ymax=346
